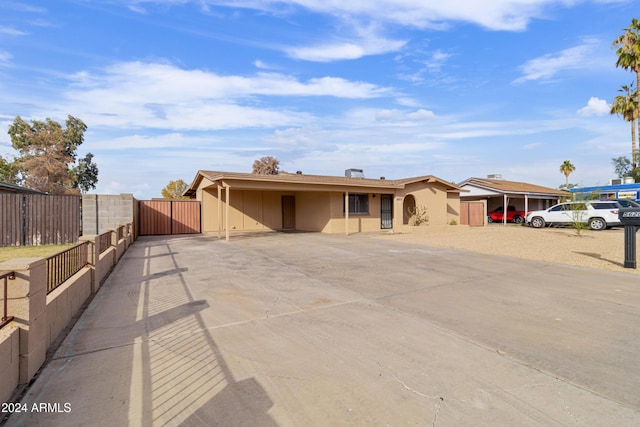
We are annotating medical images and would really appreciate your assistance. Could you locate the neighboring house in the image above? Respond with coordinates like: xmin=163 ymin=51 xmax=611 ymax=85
xmin=184 ymin=169 xmax=462 ymax=239
xmin=458 ymin=177 xmax=569 ymax=224
xmin=0 ymin=181 xmax=46 ymax=194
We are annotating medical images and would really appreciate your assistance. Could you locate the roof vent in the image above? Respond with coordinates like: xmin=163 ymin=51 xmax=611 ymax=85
xmin=345 ymin=168 xmax=365 ymax=178
xmin=610 ymin=178 xmax=623 ymax=185
xmin=487 ymin=174 xmax=502 ymax=180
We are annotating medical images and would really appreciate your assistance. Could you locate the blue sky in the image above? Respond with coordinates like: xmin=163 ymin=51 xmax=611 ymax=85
xmin=0 ymin=0 xmax=637 ymax=198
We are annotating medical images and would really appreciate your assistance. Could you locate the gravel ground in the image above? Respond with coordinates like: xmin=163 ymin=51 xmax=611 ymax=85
xmin=376 ymin=224 xmax=639 ymax=274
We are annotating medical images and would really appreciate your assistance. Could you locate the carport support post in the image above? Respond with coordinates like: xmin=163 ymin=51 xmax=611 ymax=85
xmin=217 ymin=185 xmax=222 ymax=239
xmin=225 ymin=184 xmax=230 ymax=242
xmin=503 ymin=194 xmax=508 ymax=224
xmin=345 ymin=191 xmax=349 ymax=236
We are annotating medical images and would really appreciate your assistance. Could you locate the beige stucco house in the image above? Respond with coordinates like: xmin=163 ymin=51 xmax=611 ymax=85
xmin=185 ymin=170 xmax=462 ymax=239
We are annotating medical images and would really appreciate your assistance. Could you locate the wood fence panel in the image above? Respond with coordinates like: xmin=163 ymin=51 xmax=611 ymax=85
xmin=460 ymin=201 xmax=485 ymax=227
xmin=0 ymin=194 xmax=81 ymax=246
xmin=138 ymin=200 xmax=201 ymax=235
xmin=0 ymin=194 xmax=22 ymax=246
xmin=139 ymin=201 xmax=172 ymax=235
xmin=171 ymin=201 xmax=201 ymax=234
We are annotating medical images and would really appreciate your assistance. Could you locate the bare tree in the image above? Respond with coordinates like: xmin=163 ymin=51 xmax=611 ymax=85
xmin=252 ymin=156 xmax=280 ymax=175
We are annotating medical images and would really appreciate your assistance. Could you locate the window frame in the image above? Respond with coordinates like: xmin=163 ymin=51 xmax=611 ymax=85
xmin=343 ymin=193 xmax=370 ymax=216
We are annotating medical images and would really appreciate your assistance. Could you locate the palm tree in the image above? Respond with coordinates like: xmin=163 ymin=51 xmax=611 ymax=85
xmin=613 ymin=18 xmax=640 ymax=166
xmin=610 ymin=83 xmax=638 ymax=169
xmin=559 ymin=160 xmax=575 ymax=187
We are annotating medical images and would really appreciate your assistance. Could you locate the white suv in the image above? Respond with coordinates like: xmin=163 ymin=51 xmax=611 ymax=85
xmin=525 ymin=201 xmax=621 ymax=231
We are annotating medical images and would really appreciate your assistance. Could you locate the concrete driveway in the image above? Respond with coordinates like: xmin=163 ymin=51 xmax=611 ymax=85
xmin=5 ymin=232 xmax=640 ymax=426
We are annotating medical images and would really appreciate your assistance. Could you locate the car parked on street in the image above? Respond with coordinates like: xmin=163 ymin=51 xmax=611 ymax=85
xmin=525 ymin=201 xmax=621 ymax=230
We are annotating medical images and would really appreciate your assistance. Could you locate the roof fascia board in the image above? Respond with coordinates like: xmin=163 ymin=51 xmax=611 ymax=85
xmin=216 ymin=179 xmax=397 ymax=193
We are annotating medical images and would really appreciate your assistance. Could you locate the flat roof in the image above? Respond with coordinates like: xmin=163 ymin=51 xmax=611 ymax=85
xmin=570 ymin=183 xmax=640 ymax=193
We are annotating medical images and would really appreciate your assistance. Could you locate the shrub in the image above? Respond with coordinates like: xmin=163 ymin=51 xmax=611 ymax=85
xmin=408 ymin=205 xmax=429 ymax=226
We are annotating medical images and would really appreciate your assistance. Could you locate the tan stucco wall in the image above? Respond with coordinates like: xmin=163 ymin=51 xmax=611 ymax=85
xmin=198 ymin=181 xmax=460 ymax=234
xmin=201 ymin=188 xmax=292 ymax=233
xmin=394 ymin=182 xmax=459 ymax=227
xmin=324 ymin=192 xmax=385 ymax=233
xmin=201 ymin=188 xmax=389 ymax=234
xmin=447 ymin=192 xmax=461 ymax=224
xmin=296 ymin=192 xmax=331 ymax=231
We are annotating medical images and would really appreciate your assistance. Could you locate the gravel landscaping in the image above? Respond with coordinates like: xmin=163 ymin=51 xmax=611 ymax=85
xmin=377 ymin=224 xmax=638 ymax=274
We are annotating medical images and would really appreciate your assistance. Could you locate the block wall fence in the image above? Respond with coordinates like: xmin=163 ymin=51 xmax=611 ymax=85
xmin=0 ymin=222 xmax=135 ymax=404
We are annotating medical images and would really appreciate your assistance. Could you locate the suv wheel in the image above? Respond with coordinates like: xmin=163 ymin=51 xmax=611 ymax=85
xmin=589 ymin=217 xmax=606 ymax=231
xmin=530 ymin=217 xmax=545 ymax=228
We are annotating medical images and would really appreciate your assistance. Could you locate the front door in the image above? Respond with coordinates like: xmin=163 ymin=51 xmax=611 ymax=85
xmin=381 ymin=194 xmax=393 ymax=229
xmin=282 ymin=196 xmax=296 ymax=230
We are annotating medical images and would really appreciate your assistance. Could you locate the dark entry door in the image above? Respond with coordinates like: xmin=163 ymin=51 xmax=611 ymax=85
xmin=282 ymin=196 xmax=296 ymax=230
xmin=381 ymin=195 xmax=393 ymax=229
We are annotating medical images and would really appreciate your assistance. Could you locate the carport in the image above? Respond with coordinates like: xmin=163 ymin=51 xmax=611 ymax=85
xmin=458 ymin=177 xmax=569 ymax=224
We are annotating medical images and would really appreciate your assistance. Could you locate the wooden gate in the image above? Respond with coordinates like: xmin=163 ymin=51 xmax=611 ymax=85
xmin=139 ymin=200 xmax=201 ymax=235
xmin=460 ymin=201 xmax=485 ymax=227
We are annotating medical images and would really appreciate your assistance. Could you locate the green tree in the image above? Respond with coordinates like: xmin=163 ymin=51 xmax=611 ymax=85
xmin=559 ymin=160 xmax=576 ymax=187
xmin=161 ymin=179 xmax=189 ymax=199
xmin=252 ymin=156 xmax=280 ymax=175
xmin=0 ymin=154 xmax=18 ymax=183
xmin=72 ymin=153 xmax=99 ymax=193
xmin=613 ymin=18 xmax=640 ymax=165
xmin=7 ymin=115 xmax=98 ymax=194
xmin=610 ymin=83 xmax=638 ymax=168
xmin=612 ymin=156 xmax=633 ymax=178
xmin=611 ymin=155 xmax=640 ymax=182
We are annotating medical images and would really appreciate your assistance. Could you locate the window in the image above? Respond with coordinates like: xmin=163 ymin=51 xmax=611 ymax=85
xmin=568 ymin=203 xmax=587 ymax=211
xmin=591 ymin=202 xmax=618 ymax=210
xmin=344 ymin=193 xmax=369 ymax=215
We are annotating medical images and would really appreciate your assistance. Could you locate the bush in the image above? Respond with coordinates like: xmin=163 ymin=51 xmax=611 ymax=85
xmin=408 ymin=205 xmax=429 ymax=226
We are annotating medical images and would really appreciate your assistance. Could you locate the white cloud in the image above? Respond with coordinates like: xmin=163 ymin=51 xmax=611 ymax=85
xmin=68 ymin=61 xmax=391 ymax=99
xmin=514 ymin=39 xmax=599 ymax=83
xmin=371 ymin=108 xmax=436 ymax=123
xmin=0 ymin=25 xmax=28 ymax=36
xmin=57 ymin=61 xmax=393 ymax=130
xmin=89 ymin=132 xmax=213 ymax=150
xmin=0 ymin=50 xmax=12 ymax=66
xmin=286 ymin=37 xmax=406 ymax=62
xmin=199 ymin=0 xmax=559 ymax=31
xmin=522 ymin=142 xmax=544 ymax=150
xmin=407 ymin=109 xmax=437 ymax=121
xmin=577 ymin=97 xmax=610 ymax=117
xmin=254 ymin=59 xmax=277 ymax=69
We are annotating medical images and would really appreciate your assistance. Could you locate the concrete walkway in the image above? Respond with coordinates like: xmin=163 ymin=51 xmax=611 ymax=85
xmin=4 ymin=232 xmax=640 ymax=426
